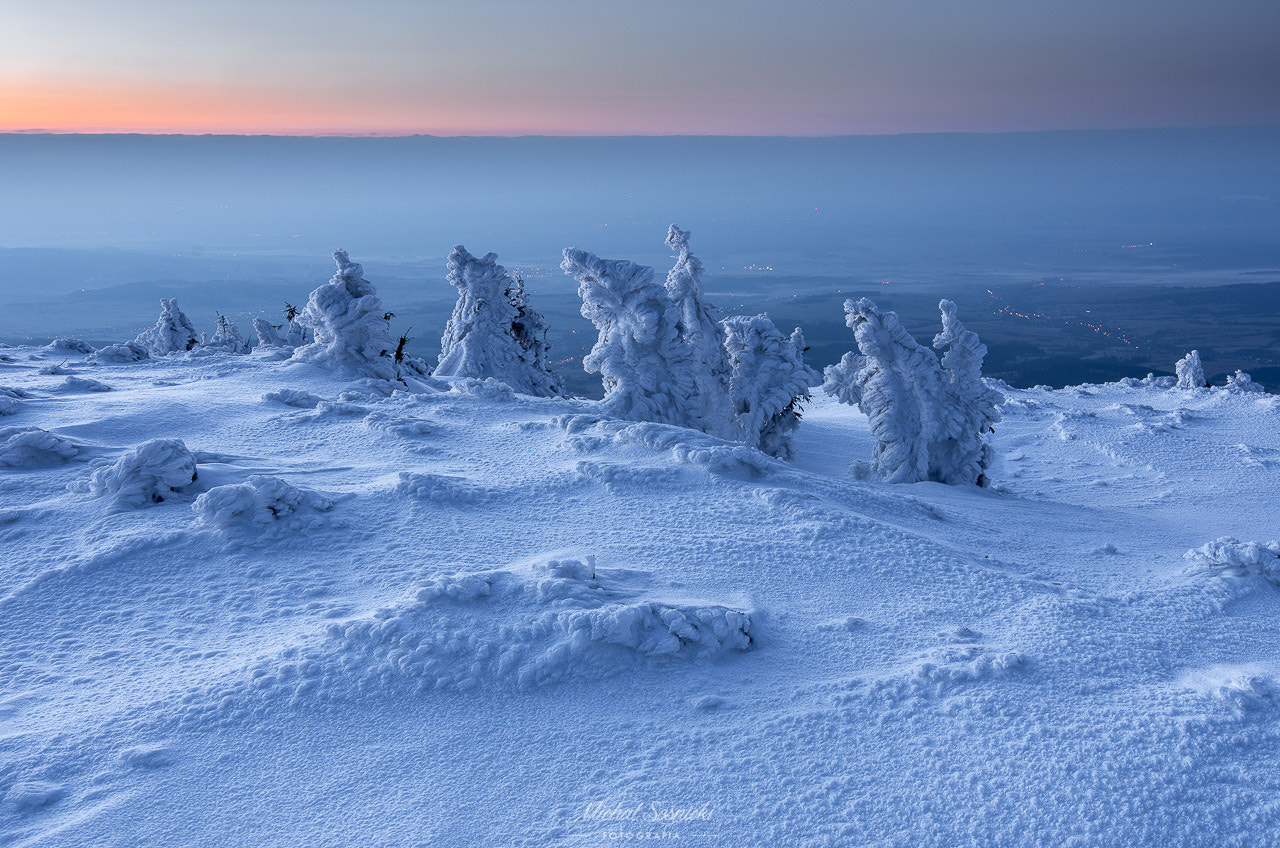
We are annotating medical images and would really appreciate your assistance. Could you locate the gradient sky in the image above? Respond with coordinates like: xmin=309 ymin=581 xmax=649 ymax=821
xmin=2 ymin=0 xmax=1279 ymax=135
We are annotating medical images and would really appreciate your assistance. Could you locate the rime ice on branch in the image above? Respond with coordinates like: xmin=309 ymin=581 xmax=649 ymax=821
xmin=288 ymin=251 xmax=397 ymax=381
xmin=134 ymin=298 xmax=200 ymax=356
xmin=562 ymin=247 xmax=703 ymax=429
xmin=436 ymin=246 xmax=562 ymax=397
xmin=722 ymin=315 xmax=819 ymax=459
xmin=664 ymin=225 xmax=739 ymax=440
xmin=1175 ymin=350 xmax=1206 ymax=388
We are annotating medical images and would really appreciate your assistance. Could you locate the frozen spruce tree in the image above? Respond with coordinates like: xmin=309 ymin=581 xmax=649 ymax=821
xmin=722 ymin=314 xmax=819 ymax=459
xmin=822 ymin=352 xmax=866 ymax=407
xmin=134 ymin=298 xmax=200 ymax=355
xmin=506 ymin=274 xmax=563 ymax=396
xmin=436 ymin=246 xmax=561 ymax=396
xmin=1226 ymin=370 xmax=1266 ymax=393
xmin=931 ymin=299 xmax=1002 ymax=485
xmin=283 ymin=303 xmax=308 ymax=346
xmin=205 ymin=314 xmax=248 ymax=354
xmin=1175 ymin=350 xmax=1206 ymax=388
xmin=562 ymin=247 xmax=702 ymax=428
xmin=252 ymin=318 xmax=285 ymax=348
xmin=288 ymin=251 xmax=397 ymax=381
xmin=664 ymin=225 xmax=739 ymax=439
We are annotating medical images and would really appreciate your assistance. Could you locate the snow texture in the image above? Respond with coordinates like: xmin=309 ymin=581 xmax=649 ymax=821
xmin=436 ymin=246 xmax=562 ymax=396
xmin=134 ymin=298 xmax=200 ymax=356
xmin=288 ymin=251 xmax=397 ymax=381
xmin=1175 ymin=350 xmax=1206 ymax=388
xmin=87 ymin=438 xmax=198 ymax=507
xmin=193 ymin=475 xmax=333 ymax=532
xmin=0 ymin=426 xmax=79 ymax=467
xmin=722 ymin=314 xmax=818 ymax=459
xmin=663 ymin=225 xmax=739 ymax=440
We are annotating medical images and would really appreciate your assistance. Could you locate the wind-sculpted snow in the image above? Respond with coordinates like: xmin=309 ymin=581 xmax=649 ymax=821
xmin=0 ymin=426 xmax=79 ymax=468
xmin=288 ymin=251 xmax=397 ymax=381
xmin=252 ymin=318 xmax=286 ymax=348
xmin=193 ymin=475 xmax=333 ymax=533
xmin=1184 ymin=537 xmax=1280 ymax=584
xmin=436 ymin=246 xmax=562 ymax=397
xmin=262 ymin=388 xmax=323 ymax=408
xmin=722 ymin=315 xmax=818 ymax=459
xmin=45 ymin=338 xmax=95 ymax=354
xmin=54 ymin=376 xmax=112 ymax=393
xmin=134 ymin=298 xmax=200 ymax=356
xmin=0 ymin=386 xmax=27 ymax=416
xmin=90 ymin=341 xmax=149 ymax=363
xmin=555 ymin=413 xmax=779 ymax=477
xmin=1175 ymin=350 xmax=1206 ymax=388
xmin=87 ymin=438 xmax=198 ymax=507
xmin=237 ymin=558 xmax=753 ymax=698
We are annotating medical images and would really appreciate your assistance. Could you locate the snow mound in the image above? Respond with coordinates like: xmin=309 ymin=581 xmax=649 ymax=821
xmin=91 ymin=341 xmax=150 ymax=363
xmin=1181 ymin=664 xmax=1280 ymax=713
xmin=2 ymin=780 xmax=65 ymax=813
xmin=134 ymin=298 xmax=200 ymax=355
xmin=54 ymin=375 xmax=112 ymax=393
xmin=0 ymin=426 xmax=80 ymax=467
xmin=364 ymin=411 xmax=434 ymax=440
xmin=1184 ymin=537 xmax=1280 ymax=583
xmin=88 ymin=438 xmax=199 ymax=507
xmin=555 ymin=414 xmax=779 ymax=477
xmin=0 ymin=386 xmax=28 ymax=416
xmin=262 ymin=389 xmax=323 ymax=408
xmin=46 ymin=337 xmax=95 ymax=353
xmin=288 ymin=250 xmax=397 ymax=381
xmin=395 ymin=471 xmax=494 ymax=505
xmin=193 ymin=475 xmax=333 ymax=532
xmin=242 ymin=558 xmax=753 ymax=697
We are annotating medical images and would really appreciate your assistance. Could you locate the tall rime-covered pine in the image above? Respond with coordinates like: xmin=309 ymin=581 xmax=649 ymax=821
xmin=722 ymin=314 xmax=819 ymax=459
xmin=664 ymin=225 xmax=739 ymax=440
xmin=134 ymin=298 xmax=199 ymax=356
xmin=931 ymin=299 xmax=1002 ymax=485
xmin=436 ymin=246 xmax=562 ymax=396
xmin=288 ymin=251 xmax=397 ymax=381
xmin=562 ymin=247 xmax=703 ymax=428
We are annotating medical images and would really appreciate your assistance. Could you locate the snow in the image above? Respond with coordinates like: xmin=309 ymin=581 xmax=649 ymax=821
xmin=1 ymin=339 xmax=1278 ymax=847
xmin=287 ymin=251 xmax=398 ymax=381
xmin=1175 ymin=349 xmax=1207 ymax=388
xmin=133 ymin=298 xmax=200 ymax=356
xmin=722 ymin=314 xmax=818 ymax=459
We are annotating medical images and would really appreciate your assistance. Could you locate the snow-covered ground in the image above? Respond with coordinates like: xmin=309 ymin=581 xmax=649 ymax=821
xmin=2 ymin=344 xmax=1278 ymax=846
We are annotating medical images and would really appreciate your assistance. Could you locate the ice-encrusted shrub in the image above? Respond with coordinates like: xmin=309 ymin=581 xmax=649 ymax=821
xmin=204 ymin=314 xmax=248 ymax=354
xmin=193 ymin=475 xmax=333 ymax=531
xmin=931 ymin=299 xmax=1003 ymax=485
xmin=252 ymin=318 xmax=286 ymax=348
xmin=46 ymin=338 xmax=95 ymax=354
xmin=288 ymin=251 xmax=397 ymax=381
xmin=664 ymin=225 xmax=738 ymax=439
xmin=1175 ymin=350 xmax=1206 ymax=388
xmin=1226 ymin=370 xmax=1265 ymax=393
xmin=562 ymin=247 xmax=706 ymax=430
xmin=91 ymin=341 xmax=150 ymax=363
xmin=825 ymin=298 xmax=999 ymax=485
xmin=722 ymin=314 xmax=818 ymax=459
xmin=89 ymin=438 xmax=198 ymax=507
xmin=0 ymin=427 xmax=79 ymax=468
xmin=436 ymin=246 xmax=562 ymax=396
xmin=134 ymin=298 xmax=200 ymax=355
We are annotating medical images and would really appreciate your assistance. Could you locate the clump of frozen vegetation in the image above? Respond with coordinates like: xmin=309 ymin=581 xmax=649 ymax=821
xmin=563 ymin=247 xmax=705 ymax=429
xmin=664 ymin=226 xmax=738 ymax=439
xmin=288 ymin=251 xmax=397 ymax=381
xmin=46 ymin=338 xmax=95 ymax=354
xmin=88 ymin=438 xmax=198 ymax=507
xmin=1184 ymin=537 xmax=1280 ymax=583
xmin=0 ymin=426 xmax=79 ymax=468
xmin=91 ymin=341 xmax=150 ymax=363
xmin=134 ymin=298 xmax=200 ymax=356
xmin=252 ymin=318 xmax=286 ymax=348
xmin=824 ymin=297 xmax=1000 ymax=485
xmin=435 ymin=246 xmax=562 ymax=396
xmin=203 ymin=314 xmax=248 ymax=354
xmin=193 ymin=475 xmax=333 ymax=531
xmin=1226 ymin=370 xmax=1265 ymax=393
xmin=722 ymin=315 xmax=818 ymax=459
xmin=1175 ymin=350 xmax=1206 ymax=388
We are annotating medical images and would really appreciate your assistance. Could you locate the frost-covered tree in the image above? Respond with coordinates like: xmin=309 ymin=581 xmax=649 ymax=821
xmin=562 ymin=247 xmax=703 ymax=428
xmin=722 ymin=314 xmax=819 ymax=459
xmin=822 ymin=352 xmax=866 ymax=407
xmin=664 ymin=225 xmax=738 ymax=439
xmin=283 ymin=303 xmax=308 ymax=346
xmin=506 ymin=274 xmax=563 ymax=396
xmin=252 ymin=318 xmax=285 ymax=348
xmin=205 ymin=314 xmax=248 ymax=354
xmin=1175 ymin=350 xmax=1206 ymax=388
xmin=134 ymin=298 xmax=199 ymax=355
xmin=288 ymin=251 xmax=397 ymax=381
xmin=1226 ymin=370 xmax=1266 ymax=393
xmin=931 ymin=299 xmax=1002 ymax=485
xmin=436 ymin=246 xmax=562 ymax=396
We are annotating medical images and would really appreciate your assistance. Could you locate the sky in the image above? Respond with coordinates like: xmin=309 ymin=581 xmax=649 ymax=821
xmin=2 ymin=0 xmax=1279 ymax=135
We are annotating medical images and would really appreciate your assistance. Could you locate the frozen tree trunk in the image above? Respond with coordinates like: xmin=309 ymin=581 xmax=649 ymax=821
xmin=1175 ymin=350 xmax=1206 ymax=388
xmin=436 ymin=246 xmax=562 ymax=397
xmin=288 ymin=251 xmax=397 ymax=381
xmin=252 ymin=318 xmax=285 ymax=348
xmin=206 ymin=315 xmax=248 ymax=354
xmin=134 ymin=298 xmax=200 ymax=355
xmin=562 ymin=247 xmax=703 ymax=428
xmin=664 ymin=225 xmax=739 ymax=440
xmin=722 ymin=314 xmax=819 ymax=459
xmin=931 ymin=299 xmax=1002 ymax=486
